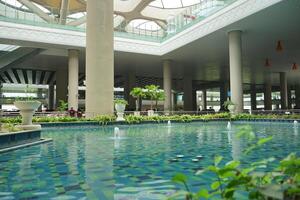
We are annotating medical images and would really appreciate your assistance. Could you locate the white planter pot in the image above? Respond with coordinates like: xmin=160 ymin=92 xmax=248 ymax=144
xmin=115 ymin=104 xmax=126 ymax=121
xmin=134 ymin=111 xmax=140 ymax=116
xmin=14 ymin=101 xmax=41 ymax=130
xmin=228 ymin=105 xmax=236 ymax=114
xmin=147 ymin=110 xmax=155 ymax=116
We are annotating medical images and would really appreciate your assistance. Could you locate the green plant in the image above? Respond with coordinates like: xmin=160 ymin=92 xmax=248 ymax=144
xmin=93 ymin=115 xmax=116 ymax=125
xmin=130 ymin=87 xmax=146 ymax=111
xmin=114 ymin=98 xmax=128 ymax=105
xmin=15 ymin=85 xmax=37 ymax=101
xmin=1 ymin=123 xmax=21 ymax=132
xmin=57 ymin=100 xmax=68 ymax=112
xmin=145 ymin=85 xmax=158 ymax=110
xmin=223 ymin=100 xmax=235 ymax=109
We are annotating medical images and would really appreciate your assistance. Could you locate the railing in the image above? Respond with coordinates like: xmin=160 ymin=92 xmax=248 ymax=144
xmin=0 ymin=0 xmax=238 ymax=43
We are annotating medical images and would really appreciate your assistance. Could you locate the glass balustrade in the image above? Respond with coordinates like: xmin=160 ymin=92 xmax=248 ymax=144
xmin=0 ymin=0 xmax=238 ymax=43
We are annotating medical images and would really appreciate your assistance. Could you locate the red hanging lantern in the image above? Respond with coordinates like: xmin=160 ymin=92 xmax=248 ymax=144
xmin=292 ymin=62 xmax=298 ymax=70
xmin=265 ymin=58 xmax=271 ymax=67
xmin=276 ymin=40 xmax=283 ymax=52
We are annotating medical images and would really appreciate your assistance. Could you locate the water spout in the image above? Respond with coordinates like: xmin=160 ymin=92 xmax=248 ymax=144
xmin=167 ymin=120 xmax=171 ymax=126
xmin=294 ymin=120 xmax=298 ymax=125
xmin=227 ymin=122 xmax=231 ymax=130
xmin=114 ymin=127 xmax=120 ymax=139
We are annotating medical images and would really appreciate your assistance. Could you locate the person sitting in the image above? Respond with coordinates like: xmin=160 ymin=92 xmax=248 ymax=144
xmin=69 ymin=107 xmax=76 ymax=117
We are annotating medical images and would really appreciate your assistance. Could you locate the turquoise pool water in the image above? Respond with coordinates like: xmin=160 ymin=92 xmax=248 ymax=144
xmin=0 ymin=121 xmax=299 ymax=199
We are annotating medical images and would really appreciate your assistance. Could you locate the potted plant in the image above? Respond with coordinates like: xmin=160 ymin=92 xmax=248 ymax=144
xmin=223 ymin=100 xmax=235 ymax=114
xmin=114 ymin=99 xmax=128 ymax=121
xmin=14 ymin=85 xmax=41 ymax=130
xmin=130 ymin=87 xmax=145 ymax=116
xmin=145 ymin=85 xmax=159 ymax=116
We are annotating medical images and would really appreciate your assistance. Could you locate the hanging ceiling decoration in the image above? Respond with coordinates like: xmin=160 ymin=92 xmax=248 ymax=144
xmin=292 ymin=62 xmax=298 ymax=70
xmin=265 ymin=58 xmax=271 ymax=67
xmin=276 ymin=40 xmax=283 ymax=52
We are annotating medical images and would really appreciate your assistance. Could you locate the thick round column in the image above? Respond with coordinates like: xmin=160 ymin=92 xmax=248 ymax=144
xmin=228 ymin=30 xmax=243 ymax=113
xmin=280 ymin=72 xmax=288 ymax=109
xmin=163 ymin=60 xmax=172 ymax=111
xmin=48 ymin=84 xmax=54 ymax=110
xmin=68 ymin=49 xmax=79 ymax=110
xmin=250 ymin=84 xmax=257 ymax=110
xmin=86 ymin=0 xmax=114 ymax=117
xmin=56 ymin=69 xmax=68 ymax=108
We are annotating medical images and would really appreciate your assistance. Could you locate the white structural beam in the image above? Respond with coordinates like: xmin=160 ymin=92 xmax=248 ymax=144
xmin=17 ymin=0 xmax=55 ymax=23
xmin=59 ymin=0 xmax=70 ymax=25
xmin=67 ymin=15 xmax=86 ymax=26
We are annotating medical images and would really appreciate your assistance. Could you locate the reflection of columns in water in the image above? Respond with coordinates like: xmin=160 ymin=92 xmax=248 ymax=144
xmin=84 ymin=128 xmax=114 ymax=198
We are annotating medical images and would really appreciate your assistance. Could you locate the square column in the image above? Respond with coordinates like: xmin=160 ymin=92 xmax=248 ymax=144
xmin=68 ymin=49 xmax=79 ymax=111
xmin=124 ymin=72 xmax=136 ymax=111
xmin=250 ymin=84 xmax=257 ymax=110
xmin=264 ymin=73 xmax=272 ymax=110
xmin=163 ymin=60 xmax=172 ymax=111
xmin=56 ymin=69 xmax=68 ymax=108
xmin=48 ymin=84 xmax=54 ymax=110
xmin=86 ymin=0 xmax=114 ymax=117
xmin=295 ymin=84 xmax=300 ymax=109
xmin=183 ymin=72 xmax=193 ymax=111
xmin=280 ymin=72 xmax=288 ymax=109
xmin=201 ymin=90 xmax=207 ymax=110
xmin=220 ymin=82 xmax=229 ymax=110
xmin=228 ymin=30 xmax=243 ymax=113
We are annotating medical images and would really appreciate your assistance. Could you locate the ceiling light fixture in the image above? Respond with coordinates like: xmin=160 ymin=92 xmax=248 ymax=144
xmin=265 ymin=58 xmax=271 ymax=67
xmin=276 ymin=40 xmax=283 ymax=52
xmin=292 ymin=63 xmax=298 ymax=70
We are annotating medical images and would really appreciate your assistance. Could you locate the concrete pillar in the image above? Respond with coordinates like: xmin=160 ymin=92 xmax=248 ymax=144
xmin=68 ymin=49 xmax=79 ymax=110
xmin=37 ymin=88 xmax=43 ymax=111
xmin=183 ymin=73 xmax=193 ymax=111
xmin=0 ymin=83 xmax=2 ymax=109
xmin=280 ymin=72 xmax=288 ymax=109
xmin=295 ymin=84 xmax=300 ymax=109
xmin=220 ymin=82 xmax=229 ymax=110
xmin=287 ymin=86 xmax=292 ymax=109
xmin=264 ymin=74 xmax=272 ymax=110
xmin=86 ymin=0 xmax=114 ymax=117
xmin=56 ymin=69 xmax=68 ymax=108
xmin=202 ymin=90 xmax=207 ymax=110
xmin=124 ymin=72 xmax=136 ymax=111
xmin=163 ymin=60 xmax=172 ymax=111
xmin=59 ymin=0 xmax=69 ymax=25
xmin=48 ymin=84 xmax=54 ymax=110
xmin=250 ymin=84 xmax=257 ymax=110
xmin=228 ymin=30 xmax=243 ymax=113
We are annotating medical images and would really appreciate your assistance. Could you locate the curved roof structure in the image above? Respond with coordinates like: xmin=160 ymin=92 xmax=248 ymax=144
xmin=0 ymin=0 xmax=225 ymax=33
